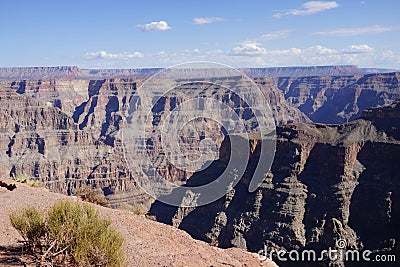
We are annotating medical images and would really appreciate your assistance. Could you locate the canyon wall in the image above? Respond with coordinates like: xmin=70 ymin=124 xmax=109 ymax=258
xmin=0 ymin=72 xmax=399 ymax=207
xmin=150 ymin=101 xmax=400 ymax=266
xmin=271 ymin=72 xmax=400 ymax=123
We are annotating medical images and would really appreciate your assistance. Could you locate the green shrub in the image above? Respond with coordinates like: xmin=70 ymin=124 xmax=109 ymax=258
xmin=130 ymin=204 xmax=148 ymax=216
xmin=32 ymin=180 xmax=44 ymax=187
xmin=9 ymin=206 xmax=45 ymax=251
xmin=12 ymin=173 xmax=26 ymax=183
xmin=12 ymin=174 xmax=44 ymax=188
xmin=9 ymin=200 xmax=125 ymax=267
xmin=75 ymin=186 xmax=108 ymax=207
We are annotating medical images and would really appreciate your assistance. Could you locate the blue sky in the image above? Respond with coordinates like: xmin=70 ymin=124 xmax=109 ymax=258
xmin=1 ymin=0 xmax=399 ymax=68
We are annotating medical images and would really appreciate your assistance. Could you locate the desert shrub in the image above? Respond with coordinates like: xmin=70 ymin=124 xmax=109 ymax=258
xmin=12 ymin=173 xmax=26 ymax=183
xmin=47 ymin=201 xmax=124 ymax=266
xmin=75 ymin=186 xmax=108 ymax=206
xmin=10 ymin=200 xmax=125 ymax=267
xmin=9 ymin=206 xmax=45 ymax=251
xmin=130 ymin=204 xmax=148 ymax=216
xmin=12 ymin=174 xmax=44 ymax=188
xmin=26 ymin=179 xmax=44 ymax=187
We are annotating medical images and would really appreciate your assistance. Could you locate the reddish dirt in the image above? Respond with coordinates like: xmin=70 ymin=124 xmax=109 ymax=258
xmin=0 ymin=181 xmax=277 ymax=267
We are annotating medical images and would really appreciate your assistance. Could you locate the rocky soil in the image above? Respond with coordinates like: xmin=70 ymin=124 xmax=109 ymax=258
xmin=0 ymin=181 xmax=278 ymax=267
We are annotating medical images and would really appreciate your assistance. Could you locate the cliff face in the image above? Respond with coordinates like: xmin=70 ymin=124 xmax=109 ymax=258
xmin=0 ymin=76 xmax=308 ymax=208
xmin=0 ymin=90 xmax=144 ymax=204
xmin=150 ymin=101 xmax=400 ymax=266
xmin=271 ymin=72 xmax=400 ymax=123
xmin=0 ymin=73 xmax=399 ymax=208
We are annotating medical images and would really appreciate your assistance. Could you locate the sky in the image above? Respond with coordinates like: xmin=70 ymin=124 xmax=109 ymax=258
xmin=0 ymin=0 xmax=399 ymax=69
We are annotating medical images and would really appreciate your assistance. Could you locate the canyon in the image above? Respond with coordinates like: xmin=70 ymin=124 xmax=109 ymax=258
xmin=0 ymin=66 xmax=399 ymax=266
xmin=151 ymin=100 xmax=400 ymax=266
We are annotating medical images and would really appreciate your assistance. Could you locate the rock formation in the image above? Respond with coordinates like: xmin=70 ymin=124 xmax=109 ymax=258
xmin=150 ymin=100 xmax=400 ymax=266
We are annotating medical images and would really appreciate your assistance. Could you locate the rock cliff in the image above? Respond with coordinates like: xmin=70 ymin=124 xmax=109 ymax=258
xmin=271 ymin=72 xmax=400 ymax=123
xmin=0 ymin=76 xmax=308 ymax=208
xmin=1 ymin=72 xmax=400 ymax=211
xmin=150 ymin=101 xmax=400 ymax=266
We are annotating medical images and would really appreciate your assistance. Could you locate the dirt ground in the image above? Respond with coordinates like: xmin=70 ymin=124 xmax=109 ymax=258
xmin=0 ymin=181 xmax=277 ymax=267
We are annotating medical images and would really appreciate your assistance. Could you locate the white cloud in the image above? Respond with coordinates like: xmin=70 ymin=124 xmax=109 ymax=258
xmin=261 ymin=30 xmax=293 ymax=41
xmin=269 ymin=48 xmax=303 ymax=56
xmin=223 ymin=43 xmax=385 ymax=67
xmin=206 ymin=49 xmax=224 ymax=55
xmin=84 ymin=50 xmax=144 ymax=60
xmin=182 ymin=48 xmax=201 ymax=54
xmin=230 ymin=41 xmax=267 ymax=56
xmin=82 ymin=44 xmax=398 ymax=70
xmin=273 ymin=1 xmax=339 ymax=18
xmin=298 ymin=45 xmax=378 ymax=66
xmin=137 ymin=20 xmax=171 ymax=32
xmin=306 ymin=45 xmax=339 ymax=55
xmin=313 ymin=25 xmax=393 ymax=36
xmin=342 ymin=45 xmax=374 ymax=54
xmin=193 ymin=17 xmax=225 ymax=25
xmin=375 ymin=50 xmax=400 ymax=66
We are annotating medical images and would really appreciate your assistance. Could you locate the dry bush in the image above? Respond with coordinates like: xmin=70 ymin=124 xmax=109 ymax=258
xmin=130 ymin=204 xmax=148 ymax=216
xmin=9 ymin=206 xmax=45 ymax=252
xmin=9 ymin=200 xmax=125 ymax=266
xmin=12 ymin=174 xmax=44 ymax=188
xmin=75 ymin=186 xmax=108 ymax=206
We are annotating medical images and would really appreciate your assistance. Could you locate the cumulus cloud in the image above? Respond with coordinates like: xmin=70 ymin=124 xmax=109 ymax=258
xmin=313 ymin=25 xmax=393 ymax=36
xmin=306 ymin=45 xmax=339 ymax=55
xmin=298 ymin=45 xmax=379 ymax=66
xmin=269 ymin=48 xmax=303 ymax=56
xmin=84 ymin=51 xmax=144 ymax=60
xmin=342 ymin=45 xmax=374 ymax=54
xmin=224 ymin=43 xmax=384 ymax=67
xmin=193 ymin=17 xmax=225 ymax=25
xmin=137 ymin=20 xmax=171 ymax=32
xmin=273 ymin=1 xmax=339 ymax=18
xmin=376 ymin=51 xmax=400 ymax=66
xmin=261 ymin=30 xmax=293 ymax=40
xmin=230 ymin=41 xmax=267 ymax=56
